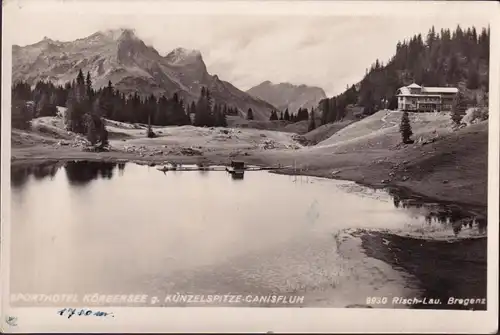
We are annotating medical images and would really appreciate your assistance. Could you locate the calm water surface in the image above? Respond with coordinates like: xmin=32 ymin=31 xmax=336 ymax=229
xmin=10 ymin=161 xmax=485 ymax=307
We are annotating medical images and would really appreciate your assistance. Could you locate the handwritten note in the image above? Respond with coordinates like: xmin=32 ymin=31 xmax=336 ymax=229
xmin=57 ymin=308 xmax=114 ymax=319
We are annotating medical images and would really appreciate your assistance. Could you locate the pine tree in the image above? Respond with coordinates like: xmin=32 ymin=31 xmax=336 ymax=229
xmin=86 ymin=71 xmax=93 ymax=99
xmin=247 ymin=108 xmax=254 ymax=120
xmin=147 ymin=112 xmax=156 ymax=138
xmin=65 ymin=86 xmax=86 ymax=133
xmin=451 ymin=91 xmax=467 ymax=127
xmin=194 ymin=86 xmax=214 ymax=127
xmin=308 ymin=109 xmax=316 ymax=132
xmin=320 ymin=99 xmax=329 ymax=125
xmin=467 ymin=65 xmax=480 ymax=89
xmin=483 ymin=92 xmax=489 ymax=108
xmin=11 ymin=81 xmax=33 ymax=129
xmin=190 ymin=101 xmax=196 ymax=115
xmin=77 ymin=69 xmax=85 ymax=86
xmin=50 ymin=91 xmax=58 ymax=106
xmin=194 ymin=93 xmax=205 ymax=126
xmin=36 ymin=92 xmax=57 ymax=117
xmin=86 ymin=114 xmax=98 ymax=145
xmin=91 ymin=97 xmax=109 ymax=148
xmin=284 ymin=108 xmax=290 ymax=121
xmin=269 ymin=110 xmax=278 ymax=121
xmin=399 ymin=111 xmax=413 ymax=144
xmin=388 ymin=95 xmax=398 ymax=110
xmin=213 ymin=103 xmax=221 ymax=126
xmin=11 ymin=100 xmax=32 ymax=129
xmin=447 ymin=55 xmax=460 ymax=84
xmin=220 ymin=106 xmax=228 ymax=127
xmin=479 ymin=27 xmax=490 ymax=61
xmin=426 ymin=26 xmax=436 ymax=46
xmin=12 ymin=81 xmax=32 ymax=101
xmin=179 ymin=99 xmax=191 ymax=125
xmin=99 ymin=123 xmax=109 ymax=148
xmin=297 ymin=108 xmax=309 ymax=121
xmin=169 ymin=93 xmax=187 ymax=125
xmin=471 ymin=95 xmax=478 ymax=107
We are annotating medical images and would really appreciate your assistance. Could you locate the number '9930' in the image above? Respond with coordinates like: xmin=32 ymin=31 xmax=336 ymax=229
xmin=366 ymin=297 xmax=388 ymax=305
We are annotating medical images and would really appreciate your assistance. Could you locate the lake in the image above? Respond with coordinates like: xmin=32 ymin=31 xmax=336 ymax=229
xmin=9 ymin=161 xmax=486 ymax=307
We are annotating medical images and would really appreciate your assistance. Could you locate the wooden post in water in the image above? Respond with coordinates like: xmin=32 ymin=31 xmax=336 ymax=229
xmin=293 ymin=160 xmax=297 ymax=183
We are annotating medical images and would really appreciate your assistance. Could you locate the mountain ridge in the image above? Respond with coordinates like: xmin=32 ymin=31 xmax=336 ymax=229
xmin=246 ymin=81 xmax=327 ymax=113
xmin=12 ymin=28 xmax=277 ymax=120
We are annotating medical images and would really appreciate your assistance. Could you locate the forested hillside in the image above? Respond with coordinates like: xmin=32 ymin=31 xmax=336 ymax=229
xmin=319 ymin=25 xmax=490 ymax=125
xmin=11 ymin=71 xmax=311 ymax=134
xmin=11 ymin=70 xmax=239 ymax=130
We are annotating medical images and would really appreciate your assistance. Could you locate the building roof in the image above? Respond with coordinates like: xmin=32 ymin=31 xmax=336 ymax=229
xmin=421 ymin=87 xmax=459 ymax=94
xmin=397 ymin=94 xmax=442 ymax=97
xmin=398 ymin=86 xmax=411 ymax=95
xmin=396 ymin=84 xmax=458 ymax=96
xmin=397 ymin=87 xmax=410 ymax=95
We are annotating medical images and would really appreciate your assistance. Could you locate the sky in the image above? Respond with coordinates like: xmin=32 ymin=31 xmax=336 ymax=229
xmin=4 ymin=1 xmax=493 ymax=96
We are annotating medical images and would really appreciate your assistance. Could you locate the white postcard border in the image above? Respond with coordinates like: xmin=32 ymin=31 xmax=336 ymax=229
xmin=1 ymin=0 xmax=499 ymax=333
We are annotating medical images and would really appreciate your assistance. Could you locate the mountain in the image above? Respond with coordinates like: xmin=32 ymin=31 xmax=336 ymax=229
xmin=246 ymin=81 xmax=327 ymax=113
xmin=12 ymin=28 xmax=276 ymax=120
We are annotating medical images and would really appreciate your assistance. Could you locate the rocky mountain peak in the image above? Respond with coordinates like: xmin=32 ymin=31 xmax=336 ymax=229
xmin=82 ymin=28 xmax=139 ymax=46
xmin=28 ymin=36 xmax=59 ymax=48
xmin=164 ymin=47 xmax=203 ymax=65
xmin=12 ymin=29 xmax=277 ymax=120
xmin=101 ymin=28 xmax=138 ymax=40
xmin=118 ymin=28 xmax=139 ymax=41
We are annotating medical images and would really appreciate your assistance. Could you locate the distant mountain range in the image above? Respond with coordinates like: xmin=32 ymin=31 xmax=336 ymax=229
xmin=12 ymin=28 xmax=277 ymax=120
xmin=246 ymin=81 xmax=327 ymax=113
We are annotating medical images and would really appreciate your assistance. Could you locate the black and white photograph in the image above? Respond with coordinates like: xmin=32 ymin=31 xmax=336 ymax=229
xmin=1 ymin=0 xmax=498 ymax=333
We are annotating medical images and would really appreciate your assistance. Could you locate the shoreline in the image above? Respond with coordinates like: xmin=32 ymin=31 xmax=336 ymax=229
xmin=10 ymin=146 xmax=488 ymax=217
